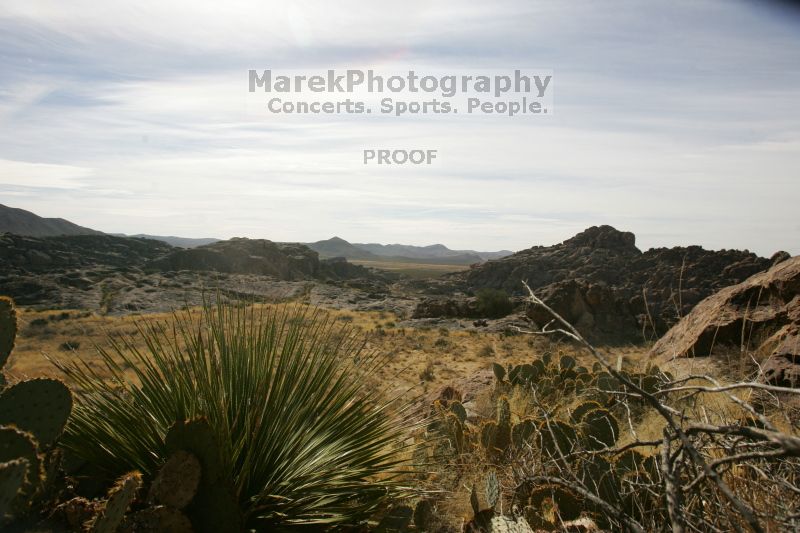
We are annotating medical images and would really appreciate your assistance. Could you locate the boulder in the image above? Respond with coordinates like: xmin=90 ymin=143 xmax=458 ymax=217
xmin=526 ymin=280 xmax=639 ymax=344
xmin=650 ymin=256 xmax=800 ymax=386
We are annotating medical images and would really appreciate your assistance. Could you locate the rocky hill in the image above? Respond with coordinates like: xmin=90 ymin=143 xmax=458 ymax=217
xmin=307 ymin=237 xmax=380 ymax=260
xmin=418 ymin=226 xmax=778 ymax=343
xmin=0 ymin=204 xmax=102 ymax=237
xmin=0 ymin=233 xmax=173 ymax=274
xmin=149 ymin=238 xmax=373 ymax=281
xmin=0 ymin=234 xmax=383 ymax=310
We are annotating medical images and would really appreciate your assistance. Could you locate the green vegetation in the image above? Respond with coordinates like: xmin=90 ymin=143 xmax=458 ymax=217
xmin=54 ymin=302 xmax=412 ymax=529
xmin=475 ymin=288 xmax=513 ymax=318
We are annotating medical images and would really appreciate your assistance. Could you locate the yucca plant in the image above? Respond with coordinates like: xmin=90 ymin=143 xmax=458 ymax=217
xmin=53 ymin=301 xmax=414 ymax=529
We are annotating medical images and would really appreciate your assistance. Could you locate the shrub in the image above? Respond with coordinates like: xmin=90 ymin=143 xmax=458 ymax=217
xmin=54 ymin=302 xmax=412 ymax=529
xmin=476 ymin=288 xmax=513 ymax=318
xmin=58 ymin=340 xmax=80 ymax=351
xmin=478 ymin=343 xmax=495 ymax=357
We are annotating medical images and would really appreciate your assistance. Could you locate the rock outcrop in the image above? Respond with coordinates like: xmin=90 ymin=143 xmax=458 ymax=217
xmin=420 ymin=226 xmax=773 ymax=343
xmin=650 ymin=256 xmax=799 ymax=386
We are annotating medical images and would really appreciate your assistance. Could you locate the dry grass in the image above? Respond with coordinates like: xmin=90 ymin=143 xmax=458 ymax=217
xmin=21 ymin=303 xmax=792 ymax=529
xmin=350 ymin=259 xmax=469 ymax=279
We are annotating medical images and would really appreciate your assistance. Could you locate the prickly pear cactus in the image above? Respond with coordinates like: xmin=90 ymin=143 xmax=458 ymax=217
xmin=559 ymin=355 xmax=576 ymax=371
xmin=165 ymin=419 xmax=241 ymax=533
xmin=492 ymin=362 xmax=506 ymax=382
xmin=445 ymin=412 xmax=465 ymax=454
xmin=449 ymin=400 xmax=468 ymax=424
xmin=570 ymin=401 xmax=602 ymax=423
xmin=495 ymin=396 xmax=512 ymax=453
xmin=538 ymin=420 xmax=577 ymax=459
xmin=91 ymin=471 xmax=142 ymax=533
xmin=148 ymin=450 xmax=201 ymax=510
xmin=517 ymin=482 xmax=582 ymax=527
xmin=0 ymin=378 xmax=72 ymax=448
xmin=0 ymin=458 xmax=28 ymax=519
xmin=580 ymin=408 xmax=619 ymax=450
xmin=0 ymin=297 xmax=16 ymax=373
xmin=511 ymin=419 xmax=536 ymax=449
xmin=481 ymin=421 xmax=498 ymax=454
xmin=0 ymin=426 xmax=42 ymax=494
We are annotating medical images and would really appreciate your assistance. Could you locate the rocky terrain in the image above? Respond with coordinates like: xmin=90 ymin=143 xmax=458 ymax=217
xmin=1 ymin=218 xmax=794 ymax=348
xmin=415 ymin=226 xmax=781 ymax=343
xmin=0 ymin=233 xmax=398 ymax=313
xmin=652 ymin=254 xmax=799 ymax=386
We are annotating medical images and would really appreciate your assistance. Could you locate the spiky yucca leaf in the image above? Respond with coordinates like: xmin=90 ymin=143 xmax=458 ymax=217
xmin=54 ymin=302 xmax=413 ymax=529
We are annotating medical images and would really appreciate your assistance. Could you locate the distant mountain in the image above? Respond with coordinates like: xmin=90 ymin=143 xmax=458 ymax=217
xmin=353 ymin=242 xmax=513 ymax=262
xmin=306 ymin=237 xmax=512 ymax=265
xmin=0 ymin=204 xmax=102 ymax=237
xmin=118 ymin=234 xmax=220 ymax=248
xmin=306 ymin=237 xmax=380 ymax=260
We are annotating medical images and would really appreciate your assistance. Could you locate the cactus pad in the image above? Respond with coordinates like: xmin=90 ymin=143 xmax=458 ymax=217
xmin=445 ymin=412 xmax=465 ymax=453
xmin=148 ymin=450 xmax=201 ymax=510
xmin=0 ymin=458 xmax=28 ymax=519
xmin=570 ymin=401 xmax=602 ymax=423
xmin=0 ymin=378 xmax=72 ymax=447
xmin=538 ymin=420 xmax=577 ymax=459
xmin=511 ymin=419 xmax=536 ymax=449
xmin=559 ymin=355 xmax=576 ymax=371
xmin=492 ymin=362 xmax=506 ymax=382
xmin=91 ymin=471 xmax=142 ymax=533
xmin=165 ymin=419 xmax=241 ymax=533
xmin=580 ymin=409 xmax=619 ymax=450
xmin=0 ymin=426 xmax=41 ymax=491
xmin=449 ymin=401 xmax=467 ymax=424
xmin=516 ymin=482 xmax=582 ymax=526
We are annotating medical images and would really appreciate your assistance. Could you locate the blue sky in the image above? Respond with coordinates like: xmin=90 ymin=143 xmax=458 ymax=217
xmin=0 ymin=0 xmax=798 ymax=255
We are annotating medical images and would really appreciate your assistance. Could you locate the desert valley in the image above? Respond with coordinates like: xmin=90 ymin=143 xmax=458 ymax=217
xmin=0 ymin=203 xmax=797 ymax=532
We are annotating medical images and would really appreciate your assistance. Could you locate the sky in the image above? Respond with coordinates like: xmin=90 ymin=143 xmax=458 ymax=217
xmin=0 ymin=0 xmax=798 ymax=256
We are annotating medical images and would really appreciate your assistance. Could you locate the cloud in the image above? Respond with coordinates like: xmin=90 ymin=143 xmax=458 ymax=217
xmin=0 ymin=0 xmax=798 ymax=255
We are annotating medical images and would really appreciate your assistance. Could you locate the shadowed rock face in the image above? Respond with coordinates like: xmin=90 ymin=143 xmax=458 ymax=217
xmin=650 ymin=256 xmax=800 ymax=386
xmin=419 ymin=226 xmax=774 ymax=343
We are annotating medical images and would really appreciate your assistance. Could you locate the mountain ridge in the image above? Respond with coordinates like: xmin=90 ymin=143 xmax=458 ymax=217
xmin=0 ymin=204 xmax=102 ymax=237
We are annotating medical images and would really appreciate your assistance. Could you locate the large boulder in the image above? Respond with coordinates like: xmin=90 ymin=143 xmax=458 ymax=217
xmin=525 ymin=280 xmax=639 ymax=344
xmin=650 ymin=256 xmax=800 ymax=386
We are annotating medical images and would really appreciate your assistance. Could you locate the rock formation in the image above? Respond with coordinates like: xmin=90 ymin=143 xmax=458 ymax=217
xmin=650 ymin=256 xmax=799 ymax=386
xmin=419 ymin=226 xmax=774 ymax=343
